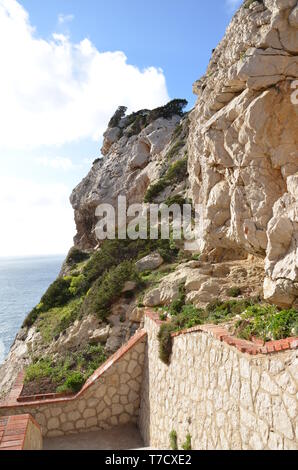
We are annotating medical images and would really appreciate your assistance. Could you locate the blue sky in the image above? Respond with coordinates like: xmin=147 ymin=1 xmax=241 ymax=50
xmin=0 ymin=0 xmax=242 ymax=256
xmin=21 ymin=0 xmax=240 ymax=107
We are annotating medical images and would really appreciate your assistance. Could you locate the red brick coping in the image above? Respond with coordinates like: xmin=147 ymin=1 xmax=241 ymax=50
xmin=0 ymin=329 xmax=147 ymax=409
xmin=17 ymin=391 xmax=75 ymax=403
xmin=0 ymin=414 xmax=41 ymax=450
xmin=145 ymin=309 xmax=298 ymax=356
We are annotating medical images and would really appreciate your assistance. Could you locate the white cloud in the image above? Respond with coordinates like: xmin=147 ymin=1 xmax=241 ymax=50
xmin=58 ymin=13 xmax=74 ymax=25
xmin=0 ymin=176 xmax=74 ymax=256
xmin=0 ymin=0 xmax=169 ymax=149
xmin=36 ymin=156 xmax=76 ymax=171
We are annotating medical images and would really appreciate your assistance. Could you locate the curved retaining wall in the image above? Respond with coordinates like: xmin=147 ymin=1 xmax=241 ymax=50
xmin=1 ymin=314 xmax=297 ymax=449
xmin=0 ymin=330 xmax=146 ymax=438
xmin=139 ymin=312 xmax=298 ymax=450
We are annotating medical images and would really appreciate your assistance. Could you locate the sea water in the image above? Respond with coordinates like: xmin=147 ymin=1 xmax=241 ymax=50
xmin=0 ymin=255 xmax=64 ymax=364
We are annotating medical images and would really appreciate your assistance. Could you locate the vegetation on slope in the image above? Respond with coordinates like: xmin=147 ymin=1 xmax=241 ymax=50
xmin=108 ymin=99 xmax=188 ymax=140
xmin=144 ymin=157 xmax=188 ymax=203
xmin=234 ymin=305 xmax=298 ymax=342
xmin=24 ymin=238 xmax=179 ymax=329
xmin=23 ymin=344 xmax=106 ymax=395
xmin=81 ymin=261 xmax=141 ymax=319
xmin=157 ymin=290 xmax=298 ymax=364
xmin=36 ymin=298 xmax=83 ymax=344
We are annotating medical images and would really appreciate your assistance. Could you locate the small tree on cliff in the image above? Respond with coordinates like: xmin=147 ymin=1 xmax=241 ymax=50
xmin=150 ymin=99 xmax=188 ymax=121
xmin=108 ymin=106 xmax=127 ymax=128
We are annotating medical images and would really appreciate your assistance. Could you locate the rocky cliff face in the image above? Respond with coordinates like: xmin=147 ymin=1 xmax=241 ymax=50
xmin=71 ymin=0 xmax=298 ymax=308
xmin=188 ymin=0 xmax=298 ymax=307
xmin=0 ymin=102 xmax=189 ymax=398
xmin=1 ymin=0 xmax=297 ymax=399
xmin=70 ymin=104 xmax=188 ymax=250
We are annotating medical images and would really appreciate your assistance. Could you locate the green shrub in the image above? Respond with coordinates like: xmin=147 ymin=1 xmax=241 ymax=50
xmin=37 ymin=277 xmax=73 ymax=310
xmin=25 ymin=343 xmax=107 ymax=394
xmin=144 ymin=157 xmax=188 ymax=203
xmin=24 ymin=358 xmax=53 ymax=383
xmin=140 ymin=268 xmax=173 ymax=286
xmin=172 ymin=123 xmax=183 ymax=140
xmin=74 ymin=344 xmax=107 ymax=379
xmin=169 ymin=286 xmax=186 ymax=316
xmin=157 ymin=297 xmax=262 ymax=364
xmin=227 ymin=287 xmax=242 ymax=298
xmin=24 ymin=277 xmax=73 ymax=327
xmin=149 ymin=99 xmax=188 ymax=122
xmin=108 ymin=106 xmax=127 ymax=128
xmin=166 ymin=141 xmax=185 ymax=160
xmin=66 ymin=247 xmax=90 ymax=266
xmin=83 ymin=261 xmax=140 ymax=320
xmin=159 ymin=313 xmax=167 ymax=321
xmin=26 ymin=236 xmax=178 ymax=329
xmin=164 ymin=195 xmax=187 ymax=208
xmin=119 ymin=99 xmax=188 ymax=139
xmin=57 ymin=371 xmax=85 ymax=393
xmin=83 ymin=238 xmax=177 ymax=290
xmin=82 ymin=238 xmax=138 ymax=290
xmin=68 ymin=274 xmax=85 ymax=296
xmin=169 ymin=430 xmax=178 ymax=450
xmin=182 ymin=434 xmax=192 ymax=451
xmin=267 ymin=309 xmax=297 ymax=340
xmin=158 ymin=291 xmax=205 ymax=363
xmin=176 ymin=305 xmax=205 ymax=328
xmin=292 ymin=321 xmax=298 ymax=336
xmin=158 ymin=323 xmax=176 ymax=365
xmin=158 ymin=293 xmax=297 ymax=364
xmin=82 ymin=239 xmax=125 ymax=288
xmin=206 ymin=298 xmax=223 ymax=313
xmin=125 ymin=112 xmax=149 ymax=138
xmin=235 ymin=305 xmax=298 ymax=341
xmin=206 ymin=298 xmax=260 ymax=323
xmin=36 ymin=298 xmax=83 ymax=343
xmin=23 ymin=309 xmax=39 ymax=328
xmin=144 ymin=178 xmax=169 ymax=203
xmin=208 ymin=300 xmax=246 ymax=323
xmin=166 ymin=158 xmax=188 ymax=183
xmin=156 ymin=241 xmax=179 ymax=263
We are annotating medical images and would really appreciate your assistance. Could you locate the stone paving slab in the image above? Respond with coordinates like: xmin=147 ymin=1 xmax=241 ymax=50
xmin=43 ymin=423 xmax=144 ymax=450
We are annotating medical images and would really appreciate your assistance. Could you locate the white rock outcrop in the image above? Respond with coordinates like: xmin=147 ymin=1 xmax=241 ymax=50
xmin=135 ymin=253 xmax=164 ymax=273
xmin=70 ymin=115 xmax=181 ymax=249
xmin=189 ymin=0 xmax=298 ymax=306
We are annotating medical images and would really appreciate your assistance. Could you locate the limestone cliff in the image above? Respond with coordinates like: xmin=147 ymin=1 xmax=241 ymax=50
xmin=0 ymin=101 xmax=189 ymax=398
xmin=188 ymin=0 xmax=298 ymax=307
xmin=1 ymin=0 xmax=297 ymax=399
xmin=70 ymin=102 xmax=188 ymax=250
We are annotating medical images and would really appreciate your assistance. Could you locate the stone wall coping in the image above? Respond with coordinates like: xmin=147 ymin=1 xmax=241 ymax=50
xmin=17 ymin=390 xmax=74 ymax=403
xmin=145 ymin=309 xmax=298 ymax=356
xmin=0 ymin=414 xmax=41 ymax=451
xmin=0 ymin=329 xmax=147 ymax=410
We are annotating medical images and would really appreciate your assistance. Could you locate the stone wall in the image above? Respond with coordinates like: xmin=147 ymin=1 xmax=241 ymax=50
xmin=0 ymin=414 xmax=42 ymax=450
xmin=1 ymin=318 xmax=297 ymax=449
xmin=0 ymin=330 xmax=146 ymax=438
xmin=23 ymin=417 xmax=43 ymax=450
xmin=139 ymin=315 xmax=298 ymax=450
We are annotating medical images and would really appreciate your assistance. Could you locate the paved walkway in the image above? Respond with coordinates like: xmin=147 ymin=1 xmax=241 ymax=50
xmin=43 ymin=423 xmax=144 ymax=450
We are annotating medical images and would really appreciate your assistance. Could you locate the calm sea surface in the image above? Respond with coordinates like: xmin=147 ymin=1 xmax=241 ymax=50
xmin=0 ymin=255 xmax=65 ymax=364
